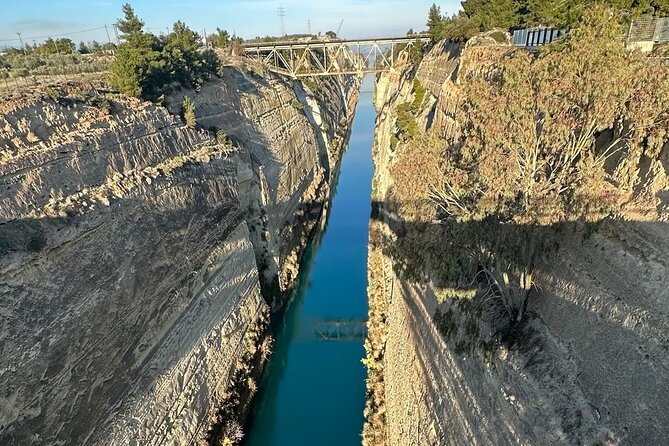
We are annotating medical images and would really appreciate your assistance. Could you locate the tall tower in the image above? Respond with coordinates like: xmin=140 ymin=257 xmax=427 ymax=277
xmin=277 ymin=6 xmax=286 ymax=37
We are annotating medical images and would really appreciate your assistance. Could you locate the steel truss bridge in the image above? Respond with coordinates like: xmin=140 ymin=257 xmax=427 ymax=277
xmin=242 ymin=35 xmax=431 ymax=77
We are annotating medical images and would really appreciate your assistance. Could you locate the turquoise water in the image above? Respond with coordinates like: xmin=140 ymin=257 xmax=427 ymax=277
xmin=244 ymin=76 xmax=375 ymax=446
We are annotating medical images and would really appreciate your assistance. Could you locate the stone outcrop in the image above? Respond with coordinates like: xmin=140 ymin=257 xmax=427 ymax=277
xmin=366 ymin=42 xmax=669 ymax=445
xmin=0 ymin=64 xmax=358 ymax=445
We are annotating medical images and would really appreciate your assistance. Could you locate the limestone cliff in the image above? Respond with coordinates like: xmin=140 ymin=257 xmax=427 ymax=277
xmin=165 ymin=67 xmax=359 ymax=308
xmin=0 ymin=64 xmax=358 ymax=445
xmin=365 ymin=41 xmax=669 ymax=445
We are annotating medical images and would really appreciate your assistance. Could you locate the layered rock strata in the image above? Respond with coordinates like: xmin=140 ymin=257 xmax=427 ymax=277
xmin=0 ymin=64 xmax=358 ymax=446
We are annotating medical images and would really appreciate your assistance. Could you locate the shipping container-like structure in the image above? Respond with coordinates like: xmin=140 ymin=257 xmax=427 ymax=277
xmin=627 ymin=15 xmax=669 ymax=52
xmin=512 ymin=27 xmax=565 ymax=47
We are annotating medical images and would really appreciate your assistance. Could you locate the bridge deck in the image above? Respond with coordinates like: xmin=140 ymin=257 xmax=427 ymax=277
xmin=243 ymin=34 xmax=430 ymax=52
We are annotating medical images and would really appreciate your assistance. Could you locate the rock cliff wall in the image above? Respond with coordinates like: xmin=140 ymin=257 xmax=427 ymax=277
xmin=366 ymin=42 xmax=669 ymax=445
xmin=166 ymin=67 xmax=359 ymax=307
xmin=0 ymin=64 xmax=358 ymax=445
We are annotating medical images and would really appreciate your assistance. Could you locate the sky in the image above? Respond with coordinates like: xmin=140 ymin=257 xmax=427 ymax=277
xmin=0 ymin=0 xmax=462 ymax=48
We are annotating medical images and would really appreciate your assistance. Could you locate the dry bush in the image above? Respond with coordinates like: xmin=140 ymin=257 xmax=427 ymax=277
xmin=388 ymin=5 xmax=669 ymax=324
xmin=439 ymin=4 xmax=669 ymax=225
xmin=390 ymin=131 xmax=445 ymax=221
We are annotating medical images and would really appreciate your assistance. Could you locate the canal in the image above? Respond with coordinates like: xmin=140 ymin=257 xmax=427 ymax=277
xmin=244 ymin=75 xmax=375 ymax=446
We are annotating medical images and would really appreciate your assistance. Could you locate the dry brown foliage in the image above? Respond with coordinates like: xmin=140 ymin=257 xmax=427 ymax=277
xmin=437 ymin=5 xmax=669 ymax=225
xmin=388 ymin=5 xmax=669 ymax=324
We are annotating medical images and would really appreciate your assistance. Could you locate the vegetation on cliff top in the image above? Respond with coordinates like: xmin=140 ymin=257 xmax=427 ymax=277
xmin=110 ymin=3 xmax=219 ymax=99
xmin=437 ymin=6 xmax=669 ymax=225
xmin=393 ymin=79 xmax=426 ymax=144
xmin=389 ymin=5 xmax=669 ymax=326
xmin=427 ymin=0 xmax=669 ymax=42
xmin=0 ymin=40 xmax=112 ymax=80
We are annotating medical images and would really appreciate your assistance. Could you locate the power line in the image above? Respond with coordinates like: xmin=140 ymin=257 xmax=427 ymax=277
xmin=0 ymin=24 xmax=170 ymax=45
xmin=104 ymin=25 xmax=112 ymax=45
xmin=0 ymin=26 xmax=108 ymax=43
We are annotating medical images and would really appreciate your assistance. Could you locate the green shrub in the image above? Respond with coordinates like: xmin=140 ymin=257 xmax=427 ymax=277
xmin=390 ymin=134 xmax=399 ymax=151
xmin=395 ymin=80 xmax=426 ymax=140
xmin=182 ymin=96 xmax=197 ymax=128
xmin=96 ymin=97 xmax=112 ymax=114
xmin=110 ymin=4 xmax=219 ymax=99
xmin=302 ymin=77 xmax=319 ymax=94
xmin=488 ymin=30 xmax=508 ymax=44
xmin=290 ymin=100 xmax=304 ymax=110
xmin=216 ymin=129 xmax=229 ymax=145
xmin=396 ymin=102 xmax=417 ymax=138
xmin=44 ymin=87 xmax=61 ymax=101
xmin=412 ymin=79 xmax=425 ymax=109
xmin=409 ymin=39 xmax=425 ymax=65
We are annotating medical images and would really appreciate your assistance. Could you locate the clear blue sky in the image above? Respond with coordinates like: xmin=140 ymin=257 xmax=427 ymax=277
xmin=0 ymin=0 xmax=462 ymax=47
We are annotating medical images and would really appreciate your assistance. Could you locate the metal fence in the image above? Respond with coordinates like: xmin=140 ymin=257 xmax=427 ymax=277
xmin=512 ymin=27 xmax=566 ymax=47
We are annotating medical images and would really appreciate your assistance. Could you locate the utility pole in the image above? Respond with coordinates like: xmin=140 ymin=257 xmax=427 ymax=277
xmin=16 ymin=32 xmax=25 ymax=54
xmin=113 ymin=24 xmax=120 ymax=44
xmin=203 ymin=28 xmax=207 ymax=47
xmin=307 ymin=19 xmax=311 ymax=35
xmin=277 ymin=6 xmax=286 ymax=37
xmin=52 ymin=37 xmax=61 ymax=55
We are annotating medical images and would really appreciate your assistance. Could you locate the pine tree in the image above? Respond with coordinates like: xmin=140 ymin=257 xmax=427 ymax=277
xmin=182 ymin=96 xmax=197 ymax=128
xmin=110 ymin=3 xmax=218 ymax=99
xmin=117 ymin=3 xmax=144 ymax=39
xmin=111 ymin=4 xmax=164 ymax=98
xmin=164 ymin=21 xmax=202 ymax=86
xmin=209 ymin=28 xmax=230 ymax=48
xmin=427 ymin=3 xmax=444 ymax=40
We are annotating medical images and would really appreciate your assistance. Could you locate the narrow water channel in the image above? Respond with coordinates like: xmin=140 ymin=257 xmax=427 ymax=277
xmin=244 ymin=76 xmax=375 ymax=446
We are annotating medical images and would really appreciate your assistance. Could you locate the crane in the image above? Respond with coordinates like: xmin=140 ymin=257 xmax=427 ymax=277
xmin=336 ymin=19 xmax=344 ymax=37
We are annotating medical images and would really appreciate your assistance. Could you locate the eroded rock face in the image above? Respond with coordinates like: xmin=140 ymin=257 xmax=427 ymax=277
xmin=367 ymin=42 xmax=669 ymax=445
xmin=166 ymin=67 xmax=359 ymax=306
xmin=0 ymin=66 xmax=358 ymax=445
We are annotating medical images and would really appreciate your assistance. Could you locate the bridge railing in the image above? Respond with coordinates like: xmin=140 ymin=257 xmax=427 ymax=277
xmin=242 ymin=34 xmax=431 ymax=51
